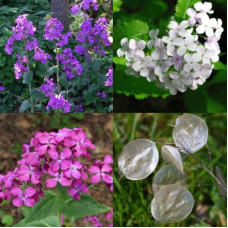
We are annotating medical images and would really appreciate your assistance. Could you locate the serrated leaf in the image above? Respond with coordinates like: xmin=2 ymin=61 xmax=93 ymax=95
xmin=26 ymin=191 xmax=62 ymax=223
xmin=14 ymin=216 xmax=58 ymax=227
xmin=22 ymin=71 xmax=33 ymax=84
xmin=62 ymin=194 xmax=110 ymax=219
xmin=19 ymin=100 xmax=30 ymax=113
xmin=213 ymin=61 xmax=227 ymax=71
xmin=175 ymin=0 xmax=200 ymax=19
xmin=113 ymin=57 xmax=170 ymax=99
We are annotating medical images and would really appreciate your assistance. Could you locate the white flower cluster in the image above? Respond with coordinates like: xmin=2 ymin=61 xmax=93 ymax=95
xmin=117 ymin=2 xmax=224 ymax=95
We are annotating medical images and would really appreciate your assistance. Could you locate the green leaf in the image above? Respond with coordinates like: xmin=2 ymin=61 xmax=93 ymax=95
xmin=47 ymin=66 xmax=58 ymax=76
xmin=213 ymin=61 xmax=227 ymax=71
xmin=113 ymin=0 xmax=122 ymax=12
xmin=1 ymin=215 xmax=13 ymax=226
xmin=114 ymin=57 xmax=170 ymax=99
xmin=60 ymin=77 xmax=69 ymax=88
xmin=19 ymin=100 xmax=30 ymax=113
xmin=62 ymin=194 xmax=110 ymax=219
xmin=26 ymin=191 xmax=61 ymax=223
xmin=175 ymin=0 xmax=200 ymax=19
xmin=31 ymin=88 xmax=45 ymax=99
xmin=14 ymin=216 xmax=58 ymax=227
xmin=22 ymin=71 xmax=33 ymax=84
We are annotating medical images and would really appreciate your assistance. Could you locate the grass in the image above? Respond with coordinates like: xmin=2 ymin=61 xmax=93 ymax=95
xmin=113 ymin=113 xmax=227 ymax=227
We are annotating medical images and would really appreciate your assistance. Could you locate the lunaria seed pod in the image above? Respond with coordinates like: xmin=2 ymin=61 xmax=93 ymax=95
xmin=152 ymin=165 xmax=187 ymax=194
xmin=173 ymin=114 xmax=208 ymax=153
xmin=161 ymin=145 xmax=183 ymax=173
xmin=151 ymin=184 xmax=194 ymax=223
xmin=117 ymin=139 xmax=159 ymax=180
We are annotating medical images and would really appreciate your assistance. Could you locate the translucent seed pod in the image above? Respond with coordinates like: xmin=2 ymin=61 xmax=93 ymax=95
xmin=161 ymin=145 xmax=183 ymax=173
xmin=151 ymin=184 xmax=194 ymax=223
xmin=117 ymin=139 xmax=159 ymax=180
xmin=152 ymin=165 xmax=187 ymax=194
xmin=173 ymin=114 xmax=208 ymax=153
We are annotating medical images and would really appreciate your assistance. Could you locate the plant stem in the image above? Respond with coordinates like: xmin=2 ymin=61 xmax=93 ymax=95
xmin=55 ymin=44 xmax=60 ymax=94
xmin=130 ymin=113 xmax=138 ymax=141
xmin=25 ymin=50 xmax=34 ymax=113
xmin=57 ymin=211 xmax=61 ymax=227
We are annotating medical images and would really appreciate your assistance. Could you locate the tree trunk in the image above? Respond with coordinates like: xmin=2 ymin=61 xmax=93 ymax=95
xmin=51 ymin=0 xmax=69 ymax=31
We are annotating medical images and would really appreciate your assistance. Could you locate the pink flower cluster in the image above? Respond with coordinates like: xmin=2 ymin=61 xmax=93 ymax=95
xmin=104 ymin=66 xmax=113 ymax=87
xmin=71 ymin=0 xmax=98 ymax=16
xmin=0 ymin=128 xmax=113 ymax=209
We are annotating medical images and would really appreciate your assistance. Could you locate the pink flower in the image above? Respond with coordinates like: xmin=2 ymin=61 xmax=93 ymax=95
xmin=104 ymin=155 xmax=113 ymax=165
xmin=64 ymin=160 xmax=82 ymax=179
xmin=49 ymin=148 xmax=72 ymax=171
xmin=24 ymin=151 xmax=41 ymax=167
xmin=88 ymin=163 xmax=112 ymax=184
xmin=18 ymin=164 xmax=42 ymax=184
xmin=67 ymin=180 xmax=88 ymax=200
xmin=46 ymin=170 xmax=72 ymax=188
xmin=11 ymin=187 xmax=36 ymax=207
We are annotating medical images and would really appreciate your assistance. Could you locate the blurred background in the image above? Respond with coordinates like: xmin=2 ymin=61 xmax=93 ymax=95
xmin=113 ymin=113 xmax=227 ymax=227
xmin=0 ymin=113 xmax=112 ymax=227
xmin=113 ymin=0 xmax=227 ymax=113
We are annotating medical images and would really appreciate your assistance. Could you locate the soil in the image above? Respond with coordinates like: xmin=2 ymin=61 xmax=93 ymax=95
xmin=0 ymin=113 xmax=113 ymax=227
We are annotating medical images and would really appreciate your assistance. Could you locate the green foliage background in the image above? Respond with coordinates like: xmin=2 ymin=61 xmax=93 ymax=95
xmin=113 ymin=113 xmax=227 ymax=227
xmin=113 ymin=0 xmax=227 ymax=112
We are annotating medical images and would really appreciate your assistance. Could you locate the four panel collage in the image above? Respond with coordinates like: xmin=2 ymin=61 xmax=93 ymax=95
xmin=0 ymin=0 xmax=226 ymax=227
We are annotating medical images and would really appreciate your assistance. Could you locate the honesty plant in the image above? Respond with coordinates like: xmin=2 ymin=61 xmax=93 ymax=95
xmin=4 ymin=0 xmax=112 ymax=113
xmin=0 ymin=128 xmax=113 ymax=227
xmin=117 ymin=114 xmax=227 ymax=223
xmin=117 ymin=1 xmax=224 ymax=95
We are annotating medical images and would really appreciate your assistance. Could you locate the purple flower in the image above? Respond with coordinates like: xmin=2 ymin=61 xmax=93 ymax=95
xmin=40 ymin=78 xmax=56 ymax=97
xmin=0 ymin=81 xmax=4 ymax=91
xmin=33 ymin=48 xmax=52 ymax=64
xmin=84 ymin=215 xmax=103 ymax=227
xmin=49 ymin=148 xmax=72 ymax=171
xmin=25 ymin=38 xmax=39 ymax=51
xmin=75 ymin=104 xmax=84 ymax=113
xmin=14 ymin=54 xmax=29 ymax=80
xmin=71 ymin=3 xmax=81 ymax=15
xmin=64 ymin=160 xmax=82 ymax=179
xmin=74 ymin=45 xmax=87 ymax=56
xmin=44 ymin=18 xmax=64 ymax=41
xmin=18 ymin=164 xmax=42 ymax=184
xmin=97 ymin=91 xmax=106 ymax=99
xmin=67 ymin=179 xmax=88 ymax=200
xmin=46 ymin=170 xmax=72 ymax=188
xmin=46 ymin=94 xmax=71 ymax=113
xmin=57 ymin=31 xmax=73 ymax=47
xmin=5 ymin=37 xmax=15 ymax=55
xmin=104 ymin=66 xmax=113 ymax=87
xmin=88 ymin=163 xmax=112 ymax=184
xmin=58 ymin=48 xmax=83 ymax=79
xmin=11 ymin=186 xmax=36 ymax=207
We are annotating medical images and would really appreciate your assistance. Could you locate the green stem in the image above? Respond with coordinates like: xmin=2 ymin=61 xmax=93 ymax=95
xmin=55 ymin=45 xmax=60 ymax=94
xmin=130 ymin=114 xmax=138 ymax=141
xmin=57 ymin=211 xmax=61 ymax=227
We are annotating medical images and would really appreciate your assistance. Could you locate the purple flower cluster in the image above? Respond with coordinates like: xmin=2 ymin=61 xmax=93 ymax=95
xmin=57 ymin=48 xmax=83 ymax=80
xmin=40 ymin=78 xmax=56 ymax=97
xmin=76 ymin=17 xmax=110 ymax=57
xmin=104 ymin=66 xmax=113 ymax=87
xmin=75 ymin=104 xmax=84 ymax=113
xmin=14 ymin=54 xmax=29 ymax=80
xmin=44 ymin=18 xmax=64 ymax=41
xmin=46 ymin=94 xmax=71 ymax=113
xmin=0 ymin=128 xmax=113 ymax=208
xmin=57 ymin=32 xmax=73 ymax=47
xmin=97 ymin=91 xmax=106 ymax=99
xmin=88 ymin=155 xmax=113 ymax=191
xmin=71 ymin=0 xmax=98 ymax=16
xmin=33 ymin=48 xmax=52 ymax=64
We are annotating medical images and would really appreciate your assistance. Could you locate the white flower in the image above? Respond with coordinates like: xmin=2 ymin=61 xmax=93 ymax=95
xmin=171 ymin=71 xmax=192 ymax=87
xmin=183 ymin=53 xmax=201 ymax=72
xmin=162 ymin=30 xmax=176 ymax=55
xmin=131 ymin=55 xmax=145 ymax=72
xmin=168 ymin=20 xmax=189 ymax=37
xmin=152 ymin=39 xmax=168 ymax=60
xmin=162 ymin=78 xmax=178 ymax=95
xmin=205 ymin=35 xmax=220 ymax=52
xmin=214 ymin=19 xmax=224 ymax=36
xmin=129 ymin=39 xmax=146 ymax=58
xmin=196 ymin=14 xmax=217 ymax=37
xmin=139 ymin=56 xmax=157 ymax=82
xmin=195 ymin=64 xmax=213 ymax=79
xmin=173 ymin=35 xmax=197 ymax=56
xmin=194 ymin=2 xmax=214 ymax=15
xmin=186 ymin=8 xmax=198 ymax=26
xmin=147 ymin=29 xmax=159 ymax=49
xmin=195 ymin=45 xmax=215 ymax=64
xmin=117 ymin=38 xmax=133 ymax=61
xmin=166 ymin=51 xmax=184 ymax=71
